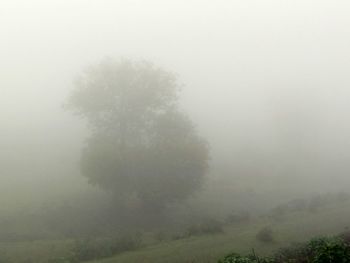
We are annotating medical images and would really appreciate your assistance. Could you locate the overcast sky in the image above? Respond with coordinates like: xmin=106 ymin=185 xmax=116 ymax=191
xmin=2 ymin=0 xmax=350 ymax=192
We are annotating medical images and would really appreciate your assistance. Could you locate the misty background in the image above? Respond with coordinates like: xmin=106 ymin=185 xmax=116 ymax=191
xmin=1 ymin=0 xmax=350 ymax=214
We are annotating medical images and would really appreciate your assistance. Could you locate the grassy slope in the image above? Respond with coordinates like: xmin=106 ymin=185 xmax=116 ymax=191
xmin=0 ymin=239 xmax=75 ymax=263
xmin=91 ymin=201 xmax=350 ymax=263
xmin=1 ymin=200 xmax=350 ymax=263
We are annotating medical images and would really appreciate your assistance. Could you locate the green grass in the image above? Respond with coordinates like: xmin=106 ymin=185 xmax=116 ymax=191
xmin=89 ymin=201 xmax=350 ymax=263
xmin=1 ymin=200 xmax=350 ymax=263
xmin=0 ymin=239 xmax=75 ymax=263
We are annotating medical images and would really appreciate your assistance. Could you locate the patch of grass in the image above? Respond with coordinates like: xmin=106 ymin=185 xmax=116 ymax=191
xmin=72 ymin=234 xmax=142 ymax=261
xmin=90 ymin=200 xmax=350 ymax=263
xmin=2 ymin=198 xmax=350 ymax=263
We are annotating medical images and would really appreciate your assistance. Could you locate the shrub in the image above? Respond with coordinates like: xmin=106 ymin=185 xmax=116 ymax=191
xmin=274 ymin=236 xmax=350 ymax=263
xmin=256 ymin=227 xmax=274 ymax=243
xmin=307 ymin=237 xmax=350 ymax=263
xmin=220 ymin=234 xmax=350 ymax=263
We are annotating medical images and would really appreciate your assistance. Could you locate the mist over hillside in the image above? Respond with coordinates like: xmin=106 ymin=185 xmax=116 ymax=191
xmin=2 ymin=1 xmax=350 ymax=262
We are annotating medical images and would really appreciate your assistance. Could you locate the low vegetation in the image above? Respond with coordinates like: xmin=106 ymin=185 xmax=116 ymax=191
xmin=218 ymin=232 xmax=350 ymax=263
xmin=0 ymin=192 xmax=349 ymax=262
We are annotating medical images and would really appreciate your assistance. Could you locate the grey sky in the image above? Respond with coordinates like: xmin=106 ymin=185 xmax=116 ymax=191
xmin=1 ymin=0 xmax=350 ymax=194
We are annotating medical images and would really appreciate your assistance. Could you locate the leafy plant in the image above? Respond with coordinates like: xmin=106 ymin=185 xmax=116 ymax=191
xmin=220 ymin=234 xmax=350 ymax=263
xmin=308 ymin=237 xmax=350 ymax=263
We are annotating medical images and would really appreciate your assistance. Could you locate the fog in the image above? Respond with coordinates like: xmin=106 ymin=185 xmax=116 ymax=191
xmin=2 ymin=0 xmax=350 ymax=262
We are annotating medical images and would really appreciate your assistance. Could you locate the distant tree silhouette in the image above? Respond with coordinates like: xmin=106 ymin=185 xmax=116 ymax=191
xmin=67 ymin=58 xmax=209 ymax=213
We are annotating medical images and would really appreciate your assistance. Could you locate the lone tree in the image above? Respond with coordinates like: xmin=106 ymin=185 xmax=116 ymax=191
xmin=67 ymin=58 xmax=209 ymax=213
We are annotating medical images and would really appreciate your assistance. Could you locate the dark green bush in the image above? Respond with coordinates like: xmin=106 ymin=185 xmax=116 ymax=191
xmin=274 ymin=236 xmax=350 ymax=263
xmin=308 ymin=237 xmax=350 ymax=263
xmin=220 ymin=233 xmax=350 ymax=263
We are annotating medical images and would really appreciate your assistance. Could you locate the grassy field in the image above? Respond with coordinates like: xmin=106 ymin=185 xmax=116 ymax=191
xmin=89 ymin=200 xmax=350 ymax=263
xmin=1 ymin=197 xmax=350 ymax=263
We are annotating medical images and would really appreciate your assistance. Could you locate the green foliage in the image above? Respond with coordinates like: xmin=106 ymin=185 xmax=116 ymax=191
xmin=221 ymin=233 xmax=350 ymax=263
xmin=274 ymin=235 xmax=350 ymax=263
xmin=307 ymin=237 xmax=350 ymax=263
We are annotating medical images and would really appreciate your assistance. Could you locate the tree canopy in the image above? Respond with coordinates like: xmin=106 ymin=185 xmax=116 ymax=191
xmin=67 ymin=58 xmax=209 ymax=212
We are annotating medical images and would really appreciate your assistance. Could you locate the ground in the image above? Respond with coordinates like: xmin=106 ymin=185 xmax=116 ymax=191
xmin=2 ymin=197 xmax=349 ymax=263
